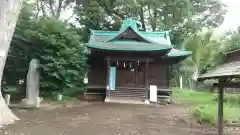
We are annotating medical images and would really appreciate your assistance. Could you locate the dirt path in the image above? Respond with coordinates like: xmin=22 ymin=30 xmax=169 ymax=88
xmin=0 ymin=102 xmax=220 ymax=135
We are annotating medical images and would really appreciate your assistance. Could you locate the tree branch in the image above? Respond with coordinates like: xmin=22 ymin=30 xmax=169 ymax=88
xmin=36 ymin=0 xmax=41 ymax=19
xmin=40 ymin=1 xmax=47 ymax=16
xmin=139 ymin=6 xmax=146 ymax=31
xmin=48 ymin=0 xmax=56 ymax=18
xmin=56 ymin=0 xmax=64 ymax=19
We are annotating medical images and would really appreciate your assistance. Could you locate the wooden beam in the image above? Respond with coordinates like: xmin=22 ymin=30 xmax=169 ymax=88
xmin=106 ymin=57 xmax=111 ymax=99
xmin=104 ymin=57 xmax=153 ymax=62
xmin=217 ymin=79 xmax=225 ymax=135
xmin=214 ymin=82 xmax=240 ymax=88
xmin=145 ymin=60 xmax=149 ymax=100
xmin=166 ymin=65 xmax=170 ymax=88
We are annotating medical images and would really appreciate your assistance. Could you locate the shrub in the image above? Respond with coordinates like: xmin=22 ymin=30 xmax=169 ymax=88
xmin=193 ymin=104 xmax=218 ymax=126
xmin=173 ymin=88 xmax=240 ymax=126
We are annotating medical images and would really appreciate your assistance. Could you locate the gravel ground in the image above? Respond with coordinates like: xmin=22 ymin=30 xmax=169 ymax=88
xmin=0 ymin=102 xmax=238 ymax=135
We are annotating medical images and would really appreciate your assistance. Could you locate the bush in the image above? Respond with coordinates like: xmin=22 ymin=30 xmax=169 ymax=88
xmin=173 ymin=87 xmax=240 ymax=126
xmin=193 ymin=104 xmax=218 ymax=126
xmin=10 ymin=3 xmax=89 ymax=93
xmin=225 ymin=93 xmax=240 ymax=105
xmin=30 ymin=17 xmax=89 ymax=92
xmin=172 ymin=87 xmax=216 ymax=105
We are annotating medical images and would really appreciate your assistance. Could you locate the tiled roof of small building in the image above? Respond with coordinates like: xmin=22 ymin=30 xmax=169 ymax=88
xmin=198 ymin=48 xmax=240 ymax=80
xmin=198 ymin=61 xmax=240 ymax=80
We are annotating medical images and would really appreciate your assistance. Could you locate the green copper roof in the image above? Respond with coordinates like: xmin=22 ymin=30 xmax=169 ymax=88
xmin=167 ymin=49 xmax=192 ymax=57
xmin=119 ymin=18 xmax=139 ymax=31
xmin=86 ymin=18 xmax=192 ymax=61
xmin=89 ymin=29 xmax=171 ymax=45
xmin=86 ymin=41 xmax=172 ymax=51
xmin=106 ymin=26 xmax=156 ymax=43
xmin=104 ymin=18 xmax=164 ymax=43
xmin=91 ymin=30 xmax=169 ymax=36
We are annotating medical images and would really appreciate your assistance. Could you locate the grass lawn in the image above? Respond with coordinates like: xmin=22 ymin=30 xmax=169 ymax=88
xmin=172 ymin=87 xmax=240 ymax=126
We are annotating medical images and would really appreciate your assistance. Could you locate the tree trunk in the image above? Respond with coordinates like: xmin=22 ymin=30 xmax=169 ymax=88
xmin=0 ymin=0 xmax=23 ymax=127
xmin=139 ymin=6 xmax=146 ymax=31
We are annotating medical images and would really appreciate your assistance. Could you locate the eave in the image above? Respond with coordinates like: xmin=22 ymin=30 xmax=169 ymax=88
xmin=86 ymin=41 xmax=172 ymax=51
xmin=197 ymin=61 xmax=240 ymax=81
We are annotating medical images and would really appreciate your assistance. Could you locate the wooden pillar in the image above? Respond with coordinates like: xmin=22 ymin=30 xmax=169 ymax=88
xmin=106 ymin=57 xmax=110 ymax=99
xmin=218 ymin=79 xmax=224 ymax=135
xmin=145 ymin=60 xmax=149 ymax=101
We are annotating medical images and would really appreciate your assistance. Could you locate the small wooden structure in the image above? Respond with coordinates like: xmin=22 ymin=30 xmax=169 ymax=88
xmin=85 ymin=18 xmax=191 ymax=103
xmin=198 ymin=49 xmax=240 ymax=135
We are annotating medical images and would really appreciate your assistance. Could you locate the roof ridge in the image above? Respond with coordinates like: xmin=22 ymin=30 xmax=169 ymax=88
xmin=105 ymin=26 xmax=159 ymax=44
xmin=91 ymin=29 xmax=170 ymax=34
xmin=89 ymin=29 xmax=172 ymax=45
xmin=106 ymin=40 xmax=170 ymax=45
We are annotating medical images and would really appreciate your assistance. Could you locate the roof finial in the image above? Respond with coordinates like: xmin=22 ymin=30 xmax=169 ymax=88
xmin=120 ymin=17 xmax=140 ymax=31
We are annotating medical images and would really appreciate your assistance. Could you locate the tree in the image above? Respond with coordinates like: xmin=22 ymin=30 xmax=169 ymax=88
xmin=29 ymin=17 xmax=88 ymax=92
xmin=74 ymin=0 xmax=227 ymax=88
xmin=4 ymin=2 xmax=37 ymax=94
xmin=6 ymin=2 xmax=88 ymax=96
xmin=179 ymin=30 xmax=227 ymax=88
xmin=76 ymin=0 xmax=226 ymax=44
xmin=224 ymin=27 xmax=240 ymax=52
xmin=36 ymin=0 xmax=78 ymax=21
xmin=0 ymin=0 xmax=23 ymax=127
xmin=6 ymin=2 xmax=36 ymax=73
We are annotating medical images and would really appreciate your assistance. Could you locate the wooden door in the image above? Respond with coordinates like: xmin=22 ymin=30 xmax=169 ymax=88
xmin=116 ymin=68 xmax=144 ymax=87
xmin=116 ymin=69 xmax=135 ymax=86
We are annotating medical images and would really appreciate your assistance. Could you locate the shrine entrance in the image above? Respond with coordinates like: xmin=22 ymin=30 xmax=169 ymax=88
xmin=111 ymin=60 xmax=145 ymax=87
xmin=85 ymin=18 xmax=192 ymax=103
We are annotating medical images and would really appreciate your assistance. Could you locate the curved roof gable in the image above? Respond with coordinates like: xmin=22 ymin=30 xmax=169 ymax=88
xmin=89 ymin=18 xmax=171 ymax=45
xmin=86 ymin=17 xmax=191 ymax=62
xmin=89 ymin=29 xmax=171 ymax=45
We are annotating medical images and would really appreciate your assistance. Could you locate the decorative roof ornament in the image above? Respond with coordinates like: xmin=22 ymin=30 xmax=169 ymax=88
xmin=86 ymin=17 xmax=192 ymax=61
xmin=120 ymin=18 xmax=139 ymax=31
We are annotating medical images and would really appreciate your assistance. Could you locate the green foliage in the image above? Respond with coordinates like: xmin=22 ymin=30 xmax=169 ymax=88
xmin=175 ymin=30 xmax=227 ymax=88
xmin=51 ymin=91 xmax=79 ymax=101
xmin=193 ymin=104 xmax=218 ymax=125
xmin=8 ymin=3 xmax=88 ymax=92
xmin=173 ymin=88 xmax=240 ymax=126
xmin=182 ymin=31 xmax=225 ymax=73
xmin=173 ymin=87 xmax=216 ymax=105
xmin=42 ymin=87 xmax=85 ymax=101
xmin=76 ymin=0 xmax=226 ymax=43
xmin=30 ymin=17 xmax=88 ymax=91
xmin=224 ymin=27 xmax=240 ymax=52
xmin=4 ymin=2 xmax=36 ymax=85
xmin=74 ymin=0 xmax=227 ymax=88
xmin=193 ymin=104 xmax=240 ymax=126
xmin=7 ymin=0 xmax=229 ymax=93
xmin=224 ymin=93 xmax=240 ymax=105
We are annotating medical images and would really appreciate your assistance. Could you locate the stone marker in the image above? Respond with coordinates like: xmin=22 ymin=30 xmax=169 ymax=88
xmin=57 ymin=93 xmax=63 ymax=101
xmin=4 ymin=94 xmax=10 ymax=105
xmin=22 ymin=59 xmax=41 ymax=106
xmin=35 ymin=97 xmax=41 ymax=108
